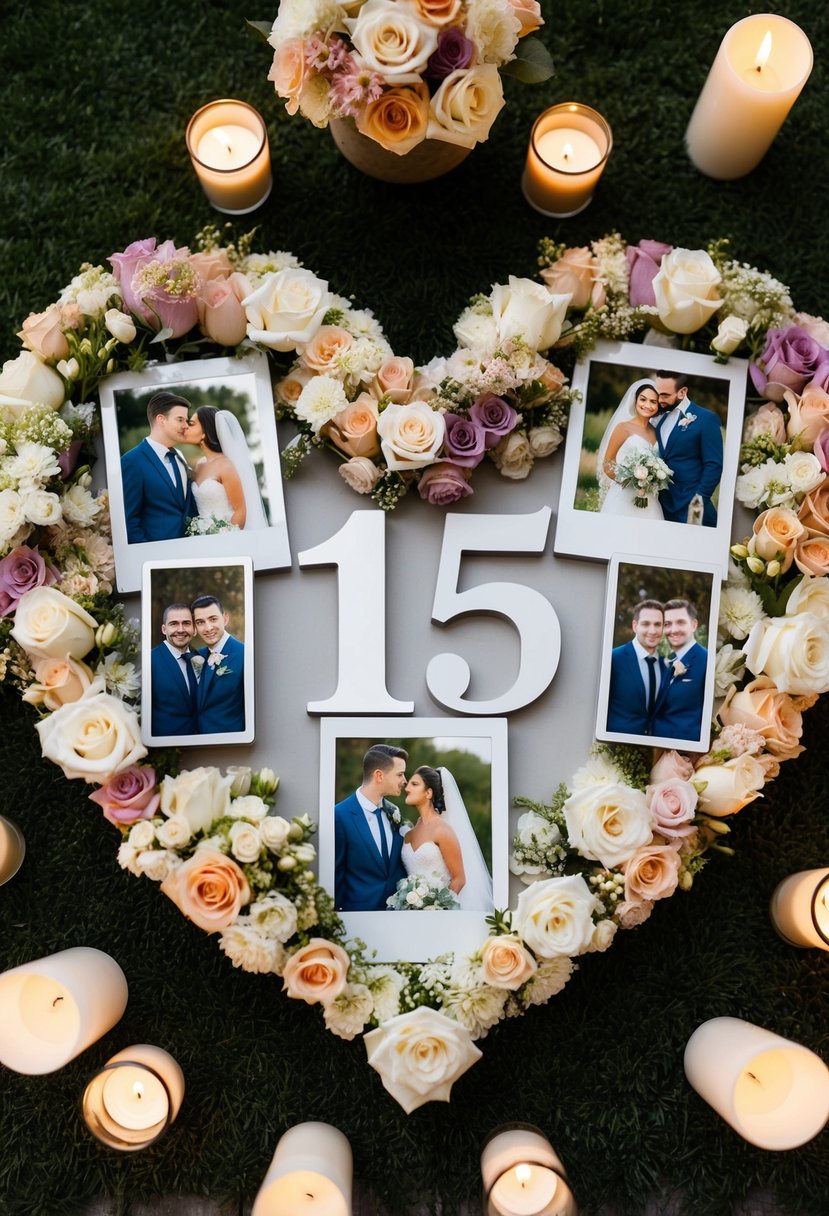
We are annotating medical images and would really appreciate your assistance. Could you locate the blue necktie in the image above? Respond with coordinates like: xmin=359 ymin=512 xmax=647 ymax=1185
xmin=165 ymin=449 xmax=184 ymax=497
xmin=181 ymin=651 xmax=198 ymax=704
xmin=645 ymin=655 xmax=658 ymax=716
xmin=373 ymin=807 xmax=390 ymax=868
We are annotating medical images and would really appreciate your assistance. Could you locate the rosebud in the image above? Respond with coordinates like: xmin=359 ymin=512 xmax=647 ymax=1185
xmin=276 ymin=855 xmax=297 ymax=871
xmin=730 ymin=543 xmax=749 ymax=559
xmin=766 ymin=559 xmax=782 ymax=578
xmin=79 ymin=338 xmax=93 ymax=356
xmin=228 ymin=765 xmax=252 ymax=797
xmin=746 ymin=556 xmax=765 ymax=575
xmin=95 ymin=621 xmax=118 ymax=647
xmin=57 ymin=357 xmax=80 ymax=380
xmin=678 ymin=869 xmax=693 ymax=891
xmin=701 ymin=817 xmax=731 ymax=835
xmin=106 ymin=358 xmax=115 ymax=373
xmin=293 ymin=843 xmax=316 ymax=864
xmin=255 ymin=767 xmax=279 ymax=796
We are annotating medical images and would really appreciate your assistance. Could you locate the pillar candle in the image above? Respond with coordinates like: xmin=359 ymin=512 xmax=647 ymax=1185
xmin=481 ymin=1125 xmax=577 ymax=1216
xmin=82 ymin=1044 xmax=185 ymax=1151
xmin=522 ymin=103 xmax=612 ymax=218
xmin=769 ymin=867 xmax=829 ymax=950
xmin=252 ymin=1122 xmax=352 ymax=1216
xmin=186 ymin=99 xmax=273 ymax=214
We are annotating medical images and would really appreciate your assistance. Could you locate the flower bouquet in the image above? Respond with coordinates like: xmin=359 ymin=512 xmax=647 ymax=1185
xmin=259 ymin=0 xmax=553 ymax=170
xmin=386 ymin=872 xmax=461 ymax=909
xmin=612 ymin=448 xmax=673 ymax=509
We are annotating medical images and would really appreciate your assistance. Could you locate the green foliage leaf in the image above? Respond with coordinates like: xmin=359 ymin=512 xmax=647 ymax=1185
xmin=245 ymin=18 xmax=273 ymax=43
xmin=500 ymin=36 xmax=555 ymax=84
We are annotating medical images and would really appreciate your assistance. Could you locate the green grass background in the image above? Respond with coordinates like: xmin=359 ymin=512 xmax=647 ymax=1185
xmin=1 ymin=1 xmax=828 ymax=1213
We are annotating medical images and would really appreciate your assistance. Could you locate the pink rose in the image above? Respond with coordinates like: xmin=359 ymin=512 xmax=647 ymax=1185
xmin=17 ymin=305 xmax=72 ymax=362
xmin=0 ymin=546 xmax=59 ymax=615
xmin=338 ymin=455 xmax=382 ymax=494
xmin=623 ymin=843 xmax=681 ymax=903
xmin=108 ymin=237 xmax=166 ymax=317
xmin=282 ymin=938 xmax=350 ymax=1005
xmin=617 ymin=898 xmax=654 ymax=929
xmin=198 ymin=273 xmax=249 ymax=346
xmin=540 ymin=246 xmax=602 ymax=310
xmin=645 ymin=779 xmax=698 ymax=838
xmin=268 ymin=39 xmax=306 ymax=116
xmin=160 ymin=848 xmax=250 ymax=934
xmin=504 ymin=0 xmax=543 ymax=35
xmin=417 ymin=461 xmax=473 ymax=505
xmin=372 ymin=356 xmax=414 ymax=403
xmin=743 ymin=402 xmax=787 ymax=445
xmin=188 ymin=248 xmax=233 ymax=281
xmin=109 ymin=238 xmax=199 ymax=336
xmin=89 ymin=764 xmax=160 ymax=827
xmin=649 ymin=749 xmax=695 ymax=783
xmin=785 ymin=386 xmax=829 ymax=445
xmin=626 ymin=239 xmax=672 ymax=307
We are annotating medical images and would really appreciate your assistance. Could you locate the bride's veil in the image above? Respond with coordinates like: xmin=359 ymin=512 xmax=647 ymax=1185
xmin=215 ymin=410 xmax=269 ymax=530
xmin=439 ymin=767 xmax=493 ymax=912
xmin=595 ymin=378 xmax=657 ymax=505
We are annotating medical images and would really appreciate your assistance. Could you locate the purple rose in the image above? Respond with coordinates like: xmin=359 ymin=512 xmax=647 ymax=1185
xmin=469 ymin=393 xmax=519 ymax=448
xmin=108 ymin=237 xmax=164 ymax=317
xmin=626 ymin=239 xmax=672 ymax=308
xmin=443 ymin=412 xmax=487 ymax=468
xmin=815 ymin=429 xmax=829 ymax=473
xmin=0 ymin=546 xmax=60 ymax=616
xmin=807 ymin=363 xmax=829 ymax=393
xmin=108 ymin=238 xmax=197 ymax=334
xmin=418 ymin=462 xmax=473 ymax=506
xmin=88 ymin=765 xmax=160 ymax=827
xmin=426 ymin=28 xmax=474 ymax=80
xmin=750 ymin=325 xmax=829 ymax=402
xmin=58 ymin=438 xmax=83 ymax=480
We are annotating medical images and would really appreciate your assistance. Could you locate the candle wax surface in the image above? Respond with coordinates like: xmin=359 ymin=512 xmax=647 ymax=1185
xmin=733 ymin=1049 xmax=794 ymax=1115
xmin=535 ymin=128 xmax=601 ymax=173
xmin=490 ymin=1163 xmax=559 ymax=1215
xmin=101 ymin=1065 xmax=169 ymax=1130
xmin=196 ymin=124 xmax=261 ymax=170
xmin=18 ymin=974 xmax=79 ymax=1043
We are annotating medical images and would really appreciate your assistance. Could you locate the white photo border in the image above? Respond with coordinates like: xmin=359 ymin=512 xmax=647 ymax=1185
xmin=318 ymin=717 xmax=509 ymax=963
xmin=554 ymin=339 xmax=747 ymax=574
xmin=100 ymin=351 xmax=291 ymax=593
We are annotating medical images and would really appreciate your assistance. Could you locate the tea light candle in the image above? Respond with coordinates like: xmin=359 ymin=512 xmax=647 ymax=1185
xmin=0 ymin=947 xmax=128 ymax=1074
xmin=684 ymin=1017 xmax=829 ymax=1149
xmin=186 ymin=99 xmax=273 ymax=214
xmin=82 ymin=1044 xmax=185 ymax=1151
xmin=0 ymin=814 xmax=25 ymax=884
xmin=522 ymin=103 xmax=612 ymax=218
xmin=686 ymin=15 xmax=813 ymax=179
xmin=769 ymin=867 xmax=829 ymax=950
xmin=252 ymin=1122 xmax=352 ymax=1216
xmin=481 ymin=1125 xmax=577 ymax=1216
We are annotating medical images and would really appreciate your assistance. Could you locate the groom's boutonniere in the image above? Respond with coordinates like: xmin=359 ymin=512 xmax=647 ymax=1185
xmin=207 ymin=651 xmax=227 ymax=668
xmin=381 ymin=799 xmax=402 ymax=827
xmin=678 ymin=413 xmax=697 ymax=429
xmin=189 ymin=654 xmax=205 ymax=677
xmin=672 ymin=658 xmax=687 ymax=678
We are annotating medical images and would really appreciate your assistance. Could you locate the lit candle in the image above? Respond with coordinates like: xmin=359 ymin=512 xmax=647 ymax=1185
xmin=522 ymin=103 xmax=612 ymax=218
xmin=481 ymin=1125 xmax=577 ymax=1216
xmin=684 ymin=1017 xmax=829 ymax=1149
xmin=769 ymin=867 xmax=829 ymax=950
xmin=0 ymin=814 xmax=25 ymax=885
xmin=82 ymin=1044 xmax=185 ymax=1151
xmin=0 ymin=947 xmax=128 ymax=1074
xmin=252 ymin=1122 xmax=352 ymax=1216
xmin=686 ymin=15 xmax=813 ymax=179
xmin=186 ymin=99 xmax=273 ymax=215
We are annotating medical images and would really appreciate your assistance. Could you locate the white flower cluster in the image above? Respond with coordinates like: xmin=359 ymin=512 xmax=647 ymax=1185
xmin=736 ymin=452 xmax=824 ymax=510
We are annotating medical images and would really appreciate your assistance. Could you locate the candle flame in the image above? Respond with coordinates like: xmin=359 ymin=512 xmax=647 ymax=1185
xmin=515 ymin=1164 xmax=533 ymax=1186
xmin=562 ymin=142 xmax=574 ymax=162
xmin=754 ymin=31 xmax=772 ymax=72
xmin=213 ymin=127 xmax=234 ymax=154
xmin=133 ymin=1081 xmax=144 ymax=1100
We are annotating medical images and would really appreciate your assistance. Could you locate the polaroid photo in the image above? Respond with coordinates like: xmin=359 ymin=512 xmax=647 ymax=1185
xmin=141 ymin=556 xmax=254 ymax=747
xmin=100 ymin=351 xmax=291 ymax=592
xmin=555 ymin=340 xmax=747 ymax=573
xmin=596 ymin=554 xmax=721 ymax=753
xmin=318 ymin=717 xmax=509 ymax=962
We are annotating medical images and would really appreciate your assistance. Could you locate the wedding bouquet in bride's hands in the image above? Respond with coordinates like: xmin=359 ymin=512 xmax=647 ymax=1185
xmin=612 ymin=449 xmax=673 ymax=509
xmin=387 ymin=873 xmax=460 ymax=910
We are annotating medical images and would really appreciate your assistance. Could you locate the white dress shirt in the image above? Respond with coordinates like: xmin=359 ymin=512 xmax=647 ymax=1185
xmin=632 ymin=637 xmax=662 ymax=700
xmin=657 ymin=400 xmax=692 ymax=446
xmin=146 ymin=436 xmax=188 ymax=488
xmin=356 ymin=788 xmax=393 ymax=856
xmin=164 ymin=639 xmax=196 ymax=688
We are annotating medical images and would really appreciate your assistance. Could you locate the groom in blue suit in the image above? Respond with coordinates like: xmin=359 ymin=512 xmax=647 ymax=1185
xmin=651 ymin=598 xmax=708 ymax=743
xmin=192 ymin=594 xmax=246 ymax=735
xmin=149 ymin=603 xmax=200 ymax=737
xmin=335 ymin=744 xmax=408 ymax=911
xmin=653 ymin=371 xmax=723 ymax=526
xmin=606 ymin=600 xmax=665 ymax=737
xmin=121 ymin=391 xmax=197 ymax=543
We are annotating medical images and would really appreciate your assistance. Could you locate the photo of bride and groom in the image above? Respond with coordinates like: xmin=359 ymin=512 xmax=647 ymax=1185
xmin=334 ymin=742 xmax=494 ymax=914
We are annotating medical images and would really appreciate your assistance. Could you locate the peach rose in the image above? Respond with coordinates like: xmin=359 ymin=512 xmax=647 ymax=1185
xmin=198 ymin=273 xmax=249 ymax=346
xmin=505 ymin=0 xmax=543 ymax=35
xmin=694 ymin=753 xmax=766 ymax=816
xmin=749 ymin=507 xmax=806 ymax=572
xmin=282 ymin=938 xmax=350 ymax=1005
xmin=268 ymin=38 xmax=306 ymax=115
xmin=541 ymin=247 xmax=602 ymax=311
xmin=795 ymin=534 xmax=829 ymax=576
xmin=17 ymin=305 xmax=72 ymax=362
xmin=719 ymin=676 xmax=804 ymax=760
xmin=160 ymin=847 xmax=250 ymax=934
xmin=377 ymin=400 xmax=445 ymax=469
xmin=785 ymin=385 xmax=829 ymax=445
xmin=372 ymin=356 xmax=414 ymax=403
xmin=798 ymin=480 xmax=829 ymax=536
xmin=479 ymin=934 xmax=538 ymax=990
xmin=357 ymin=82 xmax=431 ymax=156
xmin=623 ymin=843 xmax=681 ymax=903
xmin=326 ymin=392 xmax=380 ymax=458
xmin=413 ymin=0 xmax=461 ymax=25
xmin=275 ymin=366 xmax=313 ymax=406
xmin=22 ymin=655 xmax=94 ymax=711
xmin=188 ymin=248 xmax=233 ymax=281
xmin=743 ymin=402 xmax=787 ymax=444
xmin=301 ymin=325 xmax=353 ymax=375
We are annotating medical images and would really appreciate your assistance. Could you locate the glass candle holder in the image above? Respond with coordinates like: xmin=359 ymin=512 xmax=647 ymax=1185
xmin=522 ymin=103 xmax=612 ymax=218
xmin=0 ymin=814 xmax=25 ymax=885
xmin=769 ymin=867 xmax=829 ymax=950
xmin=481 ymin=1123 xmax=578 ymax=1216
xmin=82 ymin=1044 xmax=184 ymax=1151
xmin=186 ymin=99 xmax=273 ymax=214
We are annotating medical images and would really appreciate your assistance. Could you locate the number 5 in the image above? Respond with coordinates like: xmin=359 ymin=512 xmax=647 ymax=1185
xmin=427 ymin=507 xmax=560 ymax=714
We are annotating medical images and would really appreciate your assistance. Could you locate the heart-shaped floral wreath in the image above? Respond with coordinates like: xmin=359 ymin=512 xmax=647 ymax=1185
xmin=2 ymin=228 xmax=829 ymax=1113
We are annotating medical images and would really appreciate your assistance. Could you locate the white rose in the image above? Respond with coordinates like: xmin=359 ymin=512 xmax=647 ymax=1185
xmin=588 ymin=919 xmax=618 ymax=953
xmin=492 ymin=430 xmax=533 ymax=480
xmin=23 ymin=489 xmax=62 ymax=526
xmin=528 ymin=423 xmax=563 ymax=458
xmin=694 ymin=754 xmax=765 ymax=817
xmin=711 ymin=314 xmax=748 ymax=355
xmin=128 ymin=820 xmax=156 ymax=849
xmin=0 ymin=489 xmax=26 ymax=543
xmin=427 ymin=64 xmax=505 ymax=148
xmin=11 ymin=586 xmax=97 ymax=660
xmin=652 ymin=247 xmax=723 ymax=334
xmin=0 ymin=351 xmax=65 ymax=416
xmin=515 ymin=809 xmax=561 ymax=851
xmin=339 ymin=455 xmax=382 ymax=494
xmin=785 ymin=575 xmax=829 ymax=619
xmin=249 ymin=890 xmax=298 ymax=942
xmin=243 ymin=267 xmax=332 ymax=352
xmin=35 ymin=677 xmax=146 ymax=783
xmin=345 ymin=0 xmax=438 ymax=77
xmin=563 ymin=783 xmax=654 ymax=868
xmin=159 ymin=766 xmax=234 ymax=834
xmin=735 ymin=464 xmax=773 ymax=511
xmin=377 ymin=400 xmax=445 ymax=470
xmin=513 ymin=874 xmax=601 ymax=958
xmin=228 ymin=794 xmax=269 ymax=822
xmin=783 ymin=451 xmax=824 ymax=498
xmin=490 ymin=276 xmax=570 ymax=351
xmin=364 ymin=1005 xmax=482 ymax=1113
xmin=135 ymin=848 xmax=181 ymax=882
xmin=154 ymin=814 xmax=192 ymax=850
xmin=229 ymin=820 xmax=263 ymax=863
xmin=743 ymin=612 xmax=829 ymax=694
xmin=104 ymin=308 xmax=137 ymax=344
xmin=260 ymin=815 xmax=292 ymax=852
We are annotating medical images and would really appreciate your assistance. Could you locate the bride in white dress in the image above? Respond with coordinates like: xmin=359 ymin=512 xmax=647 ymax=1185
xmin=401 ymin=765 xmax=493 ymax=912
xmin=596 ymin=379 xmax=665 ymax=520
xmin=183 ymin=406 xmax=268 ymax=529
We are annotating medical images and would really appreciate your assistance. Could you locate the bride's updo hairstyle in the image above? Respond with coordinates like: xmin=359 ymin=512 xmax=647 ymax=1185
xmin=416 ymin=765 xmax=445 ymax=813
xmin=193 ymin=405 xmax=222 ymax=453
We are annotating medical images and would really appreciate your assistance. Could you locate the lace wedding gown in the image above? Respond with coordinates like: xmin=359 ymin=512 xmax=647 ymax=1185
xmin=600 ymin=433 xmax=665 ymax=520
xmin=401 ymin=840 xmax=453 ymax=890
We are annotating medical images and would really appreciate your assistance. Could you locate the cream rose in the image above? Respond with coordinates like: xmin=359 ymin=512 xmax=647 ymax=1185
xmin=11 ymin=586 xmax=97 ymax=660
xmin=479 ymin=934 xmax=537 ymax=990
xmin=229 ymin=820 xmax=263 ymax=863
xmin=260 ymin=814 xmax=292 ymax=852
xmin=505 ymin=0 xmax=542 ymax=35
xmin=364 ymin=1005 xmax=482 ymax=1113
xmin=282 ymin=938 xmax=351 ymax=1005
xmin=623 ymin=843 xmax=681 ymax=903
xmin=711 ymin=314 xmax=748 ymax=355
xmin=35 ymin=678 xmax=146 ymax=783
xmin=652 ymin=247 xmax=723 ymax=334
xmin=339 ymin=455 xmax=383 ymax=493
xmin=160 ymin=847 xmax=250 ymax=934
xmin=784 ymin=451 xmax=824 ymax=499
xmin=326 ymin=393 xmax=381 ymax=458
xmin=243 ymin=267 xmax=332 ymax=351
xmin=513 ymin=874 xmax=600 ymax=958
xmin=743 ymin=402 xmax=787 ymax=444
xmin=786 ymin=574 xmax=829 ymax=619
xmin=719 ymin=676 xmax=804 ymax=760
xmin=694 ymin=754 xmax=766 ymax=817
xmin=0 ymin=351 xmax=66 ymax=416
xmin=491 ymin=276 xmax=570 ymax=351
xmin=346 ymin=0 xmax=439 ymax=78
xmin=492 ymin=430 xmax=533 ymax=480
xmin=356 ymin=82 xmax=430 ymax=155
xmin=785 ymin=385 xmax=829 ymax=445
xmin=21 ymin=655 xmax=94 ymax=711
xmin=749 ymin=507 xmax=806 ymax=572
xmin=540 ymin=246 xmax=600 ymax=311
xmin=154 ymin=814 xmax=193 ymax=850
xmin=159 ymin=766 xmax=234 ymax=834
xmin=428 ymin=64 xmax=506 ymax=149
xmin=528 ymin=423 xmax=563 ymax=458
xmin=377 ymin=400 xmax=445 ymax=469
xmin=743 ymin=612 xmax=829 ymax=695
xmin=104 ymin=307 xmax=138 ymax=345
xmin=563 ymin=783 xmax=654 ymax=869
